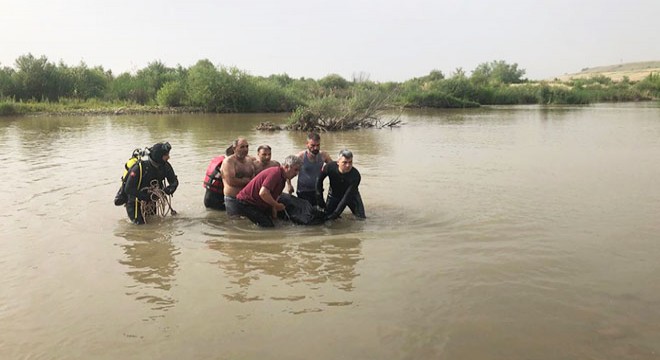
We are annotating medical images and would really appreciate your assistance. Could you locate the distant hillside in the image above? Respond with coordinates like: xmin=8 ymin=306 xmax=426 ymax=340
xmin=553 ymin=61 xmax=660 ymax=82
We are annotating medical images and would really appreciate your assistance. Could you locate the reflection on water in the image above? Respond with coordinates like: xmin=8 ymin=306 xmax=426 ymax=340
xmin=208 ymin=236 xmax=361 ymax=311
xmin=115 ymin=225 xmax=181 ymax=316
xmin=3 ymin=104 xmax=660 ymax=359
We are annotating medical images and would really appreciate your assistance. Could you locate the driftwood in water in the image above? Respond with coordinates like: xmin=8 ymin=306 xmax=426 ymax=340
xmin=255 ymin=122 xmax=283 ymax=131
xmin=284 ymin=89 xmax=402 ymax=132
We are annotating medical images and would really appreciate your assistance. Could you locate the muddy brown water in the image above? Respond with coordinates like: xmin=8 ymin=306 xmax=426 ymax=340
xmin=1 ymin=103 xmax=659 ymax=359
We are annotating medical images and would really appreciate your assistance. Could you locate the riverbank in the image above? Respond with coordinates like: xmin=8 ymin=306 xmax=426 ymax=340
xmin=0 ymin=101 xmax=204 ymax=117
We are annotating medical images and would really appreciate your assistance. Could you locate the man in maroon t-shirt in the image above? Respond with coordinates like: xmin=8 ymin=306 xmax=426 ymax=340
xmin=235 ymin=155 xmax=303 ymax=227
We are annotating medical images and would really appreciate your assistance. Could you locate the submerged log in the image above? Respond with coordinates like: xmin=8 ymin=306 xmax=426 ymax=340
xmin=256 ymin=121 xmax=283 ymax=131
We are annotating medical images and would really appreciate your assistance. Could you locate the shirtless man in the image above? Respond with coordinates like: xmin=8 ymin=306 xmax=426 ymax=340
xmin=287 ymin=132 xmax=332 ymax=207
xmin=253 ymin=144 xmax=280 ymax=175
xmin=220 ymin=138 xmax=255 ymax=216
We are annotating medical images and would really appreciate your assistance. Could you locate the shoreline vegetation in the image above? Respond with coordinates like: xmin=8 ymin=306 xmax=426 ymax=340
xmin=1 ymin=54 xmax=659 ymax=130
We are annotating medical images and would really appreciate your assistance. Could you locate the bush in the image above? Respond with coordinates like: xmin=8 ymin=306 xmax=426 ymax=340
xmin=634 ymin=73 xmax=660 ymax=98
xmin=287 ymin=88 xmax=398 ymax=131
xmin=156 ymin=81 xmax=186 ymax=107
xmin=247 ymin=79 xmax=301 ymax=112
xmin=536 ymin=85 xmax=590 ymax=104
xmin=0 ymin=101 xmax=18 ymax=115
xmin=402 ymin=89 xmax=479 ymax=108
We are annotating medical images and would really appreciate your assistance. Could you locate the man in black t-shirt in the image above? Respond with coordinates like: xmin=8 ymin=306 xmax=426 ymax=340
xmin=315 ymin=149 xmax=366 ymax=220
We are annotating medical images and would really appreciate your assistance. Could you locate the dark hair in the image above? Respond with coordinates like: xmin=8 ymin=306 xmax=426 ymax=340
xmin=307 ymin=132 xmax=320 ymax=141
xmin=257 ymin=144 xmax=271 ymax=152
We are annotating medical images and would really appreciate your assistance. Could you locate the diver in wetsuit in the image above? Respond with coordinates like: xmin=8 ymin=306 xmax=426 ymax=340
xmin=315 ymin=149 xmax=366 ymax=220
xmin=124 ymin=142 xmax=179 ymax=224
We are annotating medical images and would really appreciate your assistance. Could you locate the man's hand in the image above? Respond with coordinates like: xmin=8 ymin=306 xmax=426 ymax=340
xmin=273 ymin=202 xmax=285 ymax=212
xmin=272 ymin=202 xmax=285 ymax=219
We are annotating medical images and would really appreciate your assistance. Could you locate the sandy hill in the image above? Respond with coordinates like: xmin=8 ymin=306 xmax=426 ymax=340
xmin=553 ymin=61 xmax=660 ymax=82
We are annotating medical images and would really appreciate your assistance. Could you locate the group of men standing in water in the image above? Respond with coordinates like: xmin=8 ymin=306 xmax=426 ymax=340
xmin=202 ymin=132 xmax=366 ymax=227
xmin=122 ymin=133 xmax=365 ymax=226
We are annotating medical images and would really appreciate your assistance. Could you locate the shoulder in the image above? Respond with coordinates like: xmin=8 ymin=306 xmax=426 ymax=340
xmin=321 ymin=151 xmax=332 ymax=162
xmin=326 ymin=161 xmax=339 ymax=171
xmin=260 ymin=166 xmax=280 ymax=181
xmin=138 ymin=159 xmax=151 ymax=170
xmin=242 ymin=156 xmax=256 ymax=167
xmin=351 ymin=167 xmax=361 ymax=177
xmin=296 ymin=150 xmax=306 ymax=158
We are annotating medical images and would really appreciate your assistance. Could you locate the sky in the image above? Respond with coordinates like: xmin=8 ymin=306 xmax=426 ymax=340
xmin=1 ymin=0 xmax=659 ymax=82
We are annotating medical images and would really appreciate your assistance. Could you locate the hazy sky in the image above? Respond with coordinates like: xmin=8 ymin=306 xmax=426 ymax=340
xmin=2 ymin=0 xmax=659 ymax=82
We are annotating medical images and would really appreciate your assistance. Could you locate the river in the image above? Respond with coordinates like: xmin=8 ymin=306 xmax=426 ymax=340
xmin=1 ymin=103 xmax=659 ymax=359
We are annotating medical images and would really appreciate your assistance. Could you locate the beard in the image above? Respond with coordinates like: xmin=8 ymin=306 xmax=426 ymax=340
xmin=309 ymin=148 xmax=320 ymax=155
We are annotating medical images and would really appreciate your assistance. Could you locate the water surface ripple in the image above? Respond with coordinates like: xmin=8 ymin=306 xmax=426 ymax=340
xmin=1 ymin=104 xmax=659 ymax=359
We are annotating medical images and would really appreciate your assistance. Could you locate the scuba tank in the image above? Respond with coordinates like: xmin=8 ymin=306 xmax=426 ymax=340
xmin=114 ymin=147 xmax=150 ymax=206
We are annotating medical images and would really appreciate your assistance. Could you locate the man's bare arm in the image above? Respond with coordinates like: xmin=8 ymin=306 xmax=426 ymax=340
xmin=322 ymin=150 xmax=333 ymax=163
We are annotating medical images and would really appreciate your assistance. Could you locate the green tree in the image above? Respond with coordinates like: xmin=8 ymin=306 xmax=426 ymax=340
xmin=156 ymin=81 xmax=186 ymax=107
xmin=108 ymin=72 xmax=149 ymax=103
xmin=267 ymin=73 xmax=294 ymax=87
xmin=13 ymin=54 xmax=59 ymax=100
xmin=319 ymin=74 xmax=349 ymax=90
xmin=135 ymin=60 xmax=178 ymax=103
xmin=69 ymin=63 xmax=110 ymax=99
xmin=471 ymin=60 xmax=526 ymax=85
xmin=0 ymin=66 xmax=16 ymax=98
xmin=186 ymin=59 xmax=223 ymax=111
xmin=426 ymin=69 xmax=445 ymax=82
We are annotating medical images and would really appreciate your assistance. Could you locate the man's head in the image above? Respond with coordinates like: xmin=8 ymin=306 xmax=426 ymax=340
xmin=256 ymin=145 xmax=272 ymax=164
xmin=337 ymin=149 xmax=353 ymax=174
xmin=233 ymin=138 xmax=249 ymax=159
xmin=149 ymin=142 xmax=172 ymax=164
xmin=306 ymin=132 xmax=321 ymax=155
xmin=281 ymin=155 xmax=303 ymax=179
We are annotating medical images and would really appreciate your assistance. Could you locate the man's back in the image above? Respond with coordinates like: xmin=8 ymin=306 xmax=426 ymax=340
xmin=237 ymin=166 xmax=285 ymax=210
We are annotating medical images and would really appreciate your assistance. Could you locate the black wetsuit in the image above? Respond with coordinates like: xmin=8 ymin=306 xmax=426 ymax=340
xmin=124 ymin=159 xmax=178 ymax=224
xmin=315 ymin=162 xmax=365 ymax=220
